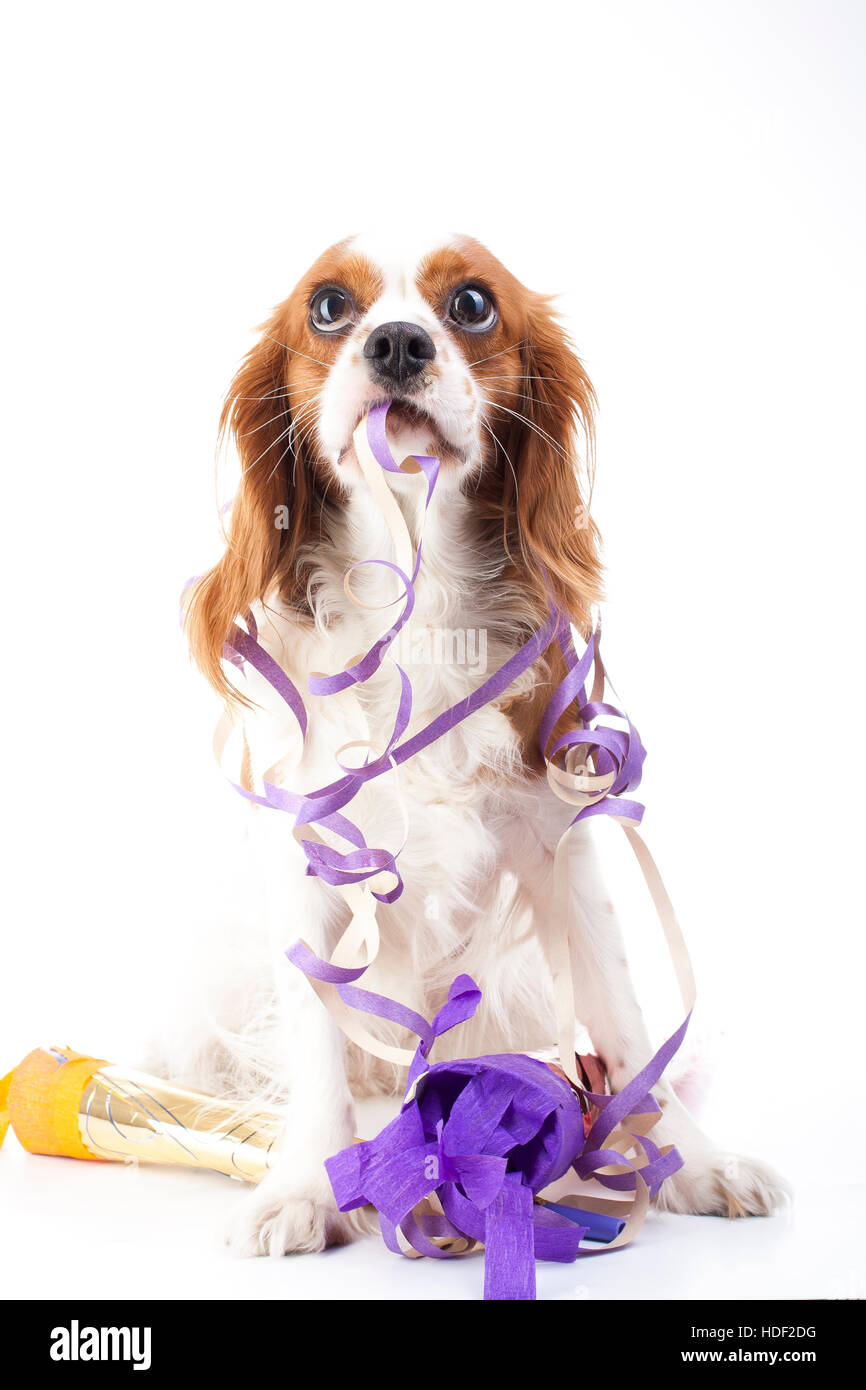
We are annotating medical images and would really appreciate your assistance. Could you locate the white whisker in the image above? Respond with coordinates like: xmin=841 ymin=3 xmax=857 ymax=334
xmin=261 ymin=332 xmax=330 ymax=368
xmin=480 ymin=396 xmax=571 ymax=464
xmin=238 ymin=408 xmax=292 ymax=439
xmin=241 ymin=420 xmax=296 ymax=476
xmin=470 ymin=339 xmax=527 ymax=367
xmin=479 ymin=418 xmax=520 ymax=503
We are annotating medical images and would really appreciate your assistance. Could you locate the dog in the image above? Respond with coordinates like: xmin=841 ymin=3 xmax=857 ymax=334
xmin=176 ymin=232 xmax=787 ymax=1256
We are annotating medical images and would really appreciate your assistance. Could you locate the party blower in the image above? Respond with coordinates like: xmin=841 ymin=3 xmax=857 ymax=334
xmin=0 ymin=1045 xmax=283 ymax=1181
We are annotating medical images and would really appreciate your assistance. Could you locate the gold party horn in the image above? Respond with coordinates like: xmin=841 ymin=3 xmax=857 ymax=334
xmin=0 ymin=1046 xmax=282 ymax=1181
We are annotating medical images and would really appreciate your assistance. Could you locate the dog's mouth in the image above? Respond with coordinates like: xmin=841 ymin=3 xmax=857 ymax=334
xmin=337 ymin=398 xmax=467 ymax=467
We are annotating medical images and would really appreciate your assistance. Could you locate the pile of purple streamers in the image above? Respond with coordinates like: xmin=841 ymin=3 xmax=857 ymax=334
xmin=310 ymin=971 xmax=687 ymax=1300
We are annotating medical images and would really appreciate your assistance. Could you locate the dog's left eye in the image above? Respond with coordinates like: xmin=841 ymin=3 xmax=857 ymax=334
xmin=448 ymin=286 xmax=497 ymax=332
xmin=310 ymin=288 xmax=354 ymax=333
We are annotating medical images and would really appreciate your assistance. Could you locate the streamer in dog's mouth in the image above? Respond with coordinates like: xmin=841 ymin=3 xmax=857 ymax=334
xmin=338 ymin=398 xmax=465 ymax=468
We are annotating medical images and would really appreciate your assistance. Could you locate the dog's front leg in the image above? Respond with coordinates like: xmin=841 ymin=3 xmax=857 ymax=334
xmin=523 ymin=813 xmax=789 ymax=1217
xmin=228 ymin=824 xmax=374 ymax=1256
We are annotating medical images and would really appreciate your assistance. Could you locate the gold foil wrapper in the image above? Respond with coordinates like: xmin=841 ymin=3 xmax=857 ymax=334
xmin=78 ymin=1065 xmax=282 ymax=1181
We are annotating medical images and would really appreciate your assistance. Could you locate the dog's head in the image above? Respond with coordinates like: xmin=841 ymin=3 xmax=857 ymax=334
xmin=188 ymin=234 xmax=602 ymax=697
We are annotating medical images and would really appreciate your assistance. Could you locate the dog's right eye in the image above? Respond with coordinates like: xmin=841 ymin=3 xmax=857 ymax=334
xmin=310 ymin=288 xmax=354 ymax=333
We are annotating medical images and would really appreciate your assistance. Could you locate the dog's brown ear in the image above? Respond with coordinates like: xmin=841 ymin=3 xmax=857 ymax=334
xmin=185 ymin=313 xmax=317 ymax=701
xmin=509 ymin=294 xmax=603 ymax=635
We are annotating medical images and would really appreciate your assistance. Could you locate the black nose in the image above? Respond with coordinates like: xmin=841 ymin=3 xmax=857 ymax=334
xmin=363 ymin=321 xmax=436 ymax=384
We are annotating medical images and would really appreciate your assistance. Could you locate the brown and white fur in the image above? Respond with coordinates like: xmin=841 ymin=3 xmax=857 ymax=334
xmin=177 ymin=232 xmax=787 ymax=1256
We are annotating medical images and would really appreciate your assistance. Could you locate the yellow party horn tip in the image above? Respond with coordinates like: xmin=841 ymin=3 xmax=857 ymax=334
xmin=1 ymin=1046 xmax=109 ymax=1161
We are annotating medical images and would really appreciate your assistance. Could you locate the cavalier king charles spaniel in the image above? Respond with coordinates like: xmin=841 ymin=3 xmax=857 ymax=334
xmin=175 ymin=233 xmax=786 ymax=1256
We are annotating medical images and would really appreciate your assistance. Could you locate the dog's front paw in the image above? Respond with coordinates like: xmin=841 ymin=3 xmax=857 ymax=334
xmin=656 ymin=1150 xmax=795 ymax=1217
xmin=647 ymin=1092 xmax=790 ymax=1217
xmin=227 ymin=1169 xmax=378 ymax=1257
xmin=655 ymin=1146 xmax=791 ymax=1217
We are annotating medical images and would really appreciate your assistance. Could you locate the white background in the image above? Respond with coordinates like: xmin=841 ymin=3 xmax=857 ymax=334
xmin=1 ymin=0 xmax=864 ymax=1301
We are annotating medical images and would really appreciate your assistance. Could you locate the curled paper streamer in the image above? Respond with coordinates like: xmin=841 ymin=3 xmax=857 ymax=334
xmin=0 ymin=1047 xmax=283 ymax=1181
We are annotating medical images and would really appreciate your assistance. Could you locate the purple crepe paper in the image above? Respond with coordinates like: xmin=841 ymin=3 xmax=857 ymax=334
xmin=308 ymin=970 xmax=686 ymax=1300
